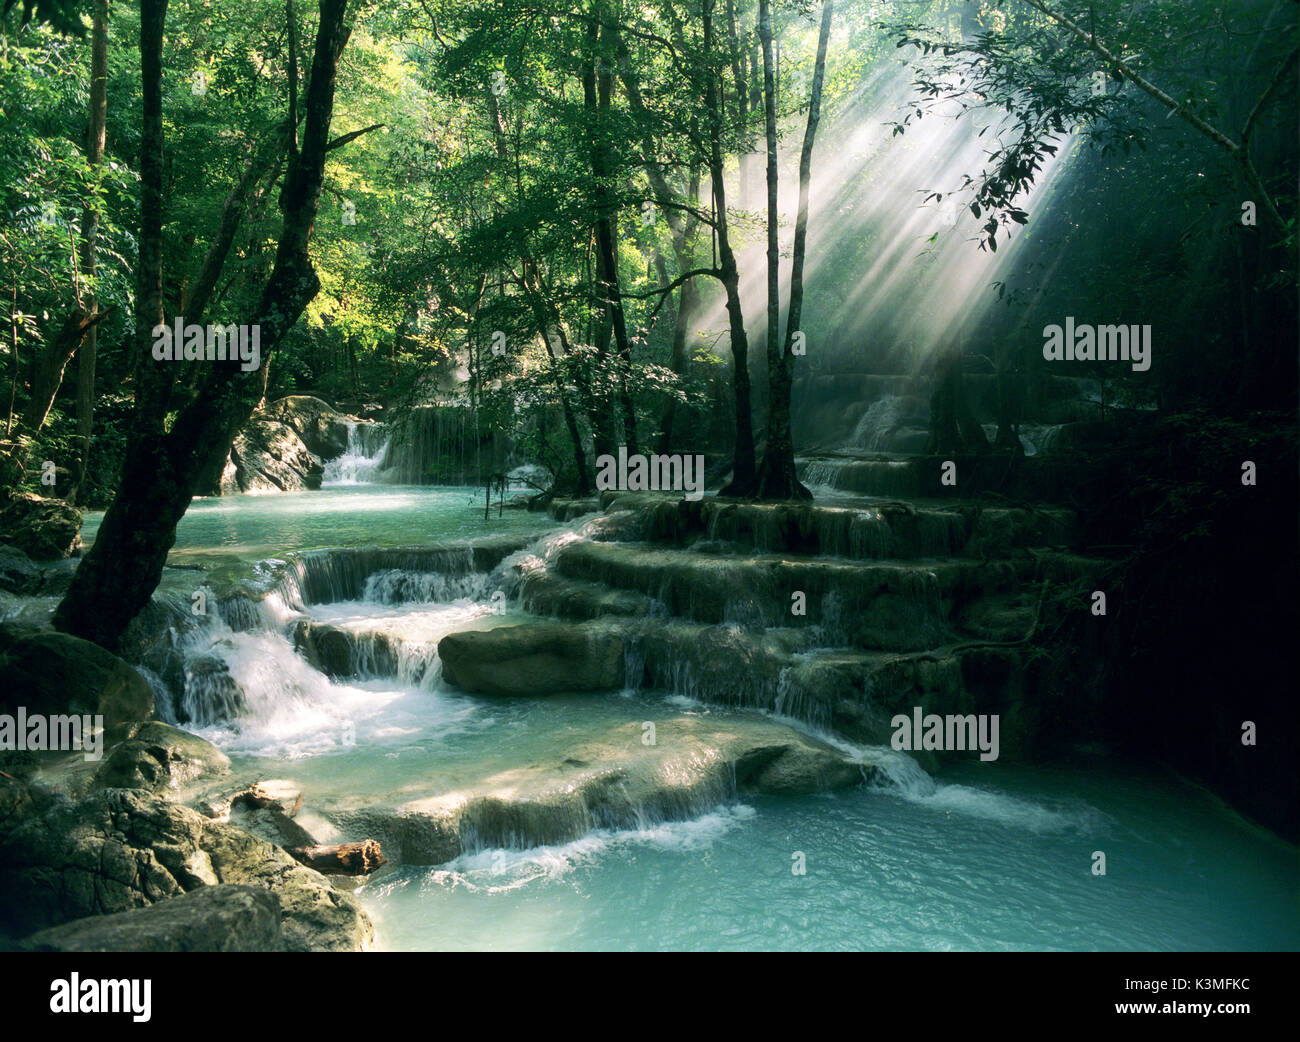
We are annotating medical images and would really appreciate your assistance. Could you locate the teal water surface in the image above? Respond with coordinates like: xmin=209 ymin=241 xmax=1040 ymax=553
xmin=93 ymin=485 xmax=1300 ymax=951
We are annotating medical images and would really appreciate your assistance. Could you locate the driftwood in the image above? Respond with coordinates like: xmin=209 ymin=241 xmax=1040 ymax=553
xmin=287 ymin=840 xmax=387 ymax=876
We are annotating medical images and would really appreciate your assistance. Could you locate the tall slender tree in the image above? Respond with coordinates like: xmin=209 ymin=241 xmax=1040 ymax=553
xmin=755 ymin=0 xmax=832 ymax=500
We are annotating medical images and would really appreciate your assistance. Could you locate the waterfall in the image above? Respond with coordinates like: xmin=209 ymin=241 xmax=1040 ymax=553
xmin=851 ymin=395 xmax=909 ymax=451
xmin=380 ymin=405 xmax=486 ymax=486
xmin=323 ymin=422 xmax=389 ymax=486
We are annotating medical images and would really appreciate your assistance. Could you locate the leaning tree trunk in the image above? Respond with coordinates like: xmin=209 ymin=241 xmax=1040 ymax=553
xmin=755 ymin=0 xmax=831 ymax=501
xmin=20 ymin=309 xmax=111 ymax=433
xmin=54 ymin=0 xmax=353 ymax=650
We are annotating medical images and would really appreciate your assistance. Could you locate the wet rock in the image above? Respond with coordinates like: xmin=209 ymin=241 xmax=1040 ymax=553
xmin=326 ymin=714 xmax=865 ymax=865
xmin=229 ymin=419 xmax=324 ymax=493
xmin=92 ymin=722 xmax=231 ymax=794
xmin=0 ymin=493 xmax=81 ymax=560
xmin=0 ymin=623 xmax=155 ymax=735
xmin=180 ymin=652 xmax=245 ymax=725
xmin=0 ymin=788 xmax=372 ymax=951
xmin=439 ymin=620 xmax=627 ymax=694
xmin=262 ymin=396 xmax=352 ymax=460
xmin=0 ymin=544 xmax=40 ymax=593
xmin=23 ymin=884 xmax=281 ymax=952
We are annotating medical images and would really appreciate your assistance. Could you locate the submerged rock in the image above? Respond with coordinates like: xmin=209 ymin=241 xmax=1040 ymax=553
xmin=327 ymin=714 xmax=866 ymax=865
xmin=23 ymin=884 xmax=281 ymax=952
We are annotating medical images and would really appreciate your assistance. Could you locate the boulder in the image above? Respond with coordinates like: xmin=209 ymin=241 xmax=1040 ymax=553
xmin=0 ymin=623 xmax=155 ymax=735
xmin=262 ymin=396 xmax=351 ymax=459
xmin=0 ymin=788 xmax=372 ymax=951
xmin=0 ymin=493 xmax=81 ymax=560
xmin=92 ymin=721 xmax=231 ymax=794
xmin=179 ymin=652 xmax=245 ymax=725
xmin=439 ymin=621 xmax=626 ymax=694
xmin=229 ymin=418 xmax=324 ymax=493
xmin=23 ymin=885 xmax=282 ymax=952
xmin=0 ymin=544 xmax=40 ymax=593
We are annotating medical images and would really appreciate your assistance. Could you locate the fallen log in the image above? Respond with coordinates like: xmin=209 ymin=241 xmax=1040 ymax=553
xmin=287 ymin=839 xmax=386 ymax=875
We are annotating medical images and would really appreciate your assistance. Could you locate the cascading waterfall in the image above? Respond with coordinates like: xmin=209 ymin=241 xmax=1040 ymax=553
xmin=380 ymin=405 xmax=481 ymax=486
xmin=323 ymin=421 xmax=390 ymax=486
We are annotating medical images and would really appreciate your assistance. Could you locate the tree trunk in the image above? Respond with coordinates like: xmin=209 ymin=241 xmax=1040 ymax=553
xmin=613 ymin=37 xmax=703 ymax=457
xmin=756 ymin=0 xmax=832 ymax=500
xmin=704 ymin=0 xmax=755 ymax=496
xmin=582 ymin=22 xmax=627 ymax=460
xmin=54 ymin=0 xmax=353 ymax=650
xmin=68 ymin=0 xmax=110 ymax=506
xmin=20 ymin=309 xmax=111 ymax=433
xmin=926 ymin=348 xmax=990 ymax=456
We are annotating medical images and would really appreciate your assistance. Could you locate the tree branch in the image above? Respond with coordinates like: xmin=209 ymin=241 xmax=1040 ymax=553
xmin=325 ymin=122 xmax=385 ymax=151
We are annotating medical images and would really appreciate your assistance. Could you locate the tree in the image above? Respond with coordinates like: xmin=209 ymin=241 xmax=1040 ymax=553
xmin=704 ymin=0 xmax=756 ymax=495
xmin=67 ymin=0 xmax=109 ymax=505
xmin=754 ymin=0 xmax=833 ymax=501
xmin=54 ymin=0 xmax=355 ymax=648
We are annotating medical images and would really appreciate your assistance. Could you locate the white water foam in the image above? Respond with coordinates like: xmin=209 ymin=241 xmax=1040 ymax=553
xmin=410 ymin=804 xmax=759 ymax=894
xmin=323 ymin=422 xmax=390 ymax=486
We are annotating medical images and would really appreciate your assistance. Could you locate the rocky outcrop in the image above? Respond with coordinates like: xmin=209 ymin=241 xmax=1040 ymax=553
xmin=263 ymin=395 xmax=352 ymax=459
xmin=23 ymin=885 xmax=282 ymax=952
xmin=204 ymin=397 xmax=357 ymax=495
xmin=438 ymin=620 xmax=627 ymax=694
xmin=0 ymin=788 xmax=372 ymax=951
xmin=0 ymin=493 xmax=81 ymax=559
xmin=92 ymin=721 xmax=231 ymax=795
xmin=0 ymin=623 xmax=156 ymax=735
xmin=228 ymin=419 xmax=324 ymax=493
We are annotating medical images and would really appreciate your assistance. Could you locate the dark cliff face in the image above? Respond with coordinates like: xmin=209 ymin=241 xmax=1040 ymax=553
xmin=1069 ymin=413 xmax=1299 ymax=840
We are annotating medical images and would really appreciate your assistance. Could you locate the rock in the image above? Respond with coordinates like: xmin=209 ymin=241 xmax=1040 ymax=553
xmin=263 ymin=396 xmax=352 ymax=459
xmin=0 ymin=623 xmax=155 ymax=736
xmin=0 ymin=788 xmax=372 ymax=951
xmin=0 ymin=544 xmax=40 ymax=593
xmin=0 ymin=774 xmax=34 ymax=840
xmin=439 ymin=621 xmax=627 ymax=694
xmin=23 ymin=885 xmax=282 ymax=952
xmin=293 ymin=621 xmax=377 ymax=678
xmin=229 ymin=419 xmax=324 ymax=493
xmin=326 ymin=714 xmax=865 ymax=865
xmin=180 ymin=652 xmax=244 ymax=725
xmin=92 ymin=722 xmax=230 ymax=794
xmin=0 ymin=493 xmax=81 ymax=560
xmin=733 ymin=741 xmax=863 ymax=796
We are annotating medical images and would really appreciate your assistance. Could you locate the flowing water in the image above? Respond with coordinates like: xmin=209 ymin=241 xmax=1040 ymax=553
xmin=75 ymin=464 xmax=1300 ymax=952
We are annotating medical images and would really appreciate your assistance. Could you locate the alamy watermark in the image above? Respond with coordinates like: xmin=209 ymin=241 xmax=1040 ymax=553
xmin=152 ymin=318 xmax=261 ymax=372
xmin=0 ymin=708 xmax=104 ymax=761
xmin=50 ymin=974 xmax=151 ymax=1021
xmin=1042 ymin=317 xmax=1151 ymax=372
xmin=595 ymin=445 xmax=705 ymax=502
xmin=891 ymin=708 xmax=1000 ymax=762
